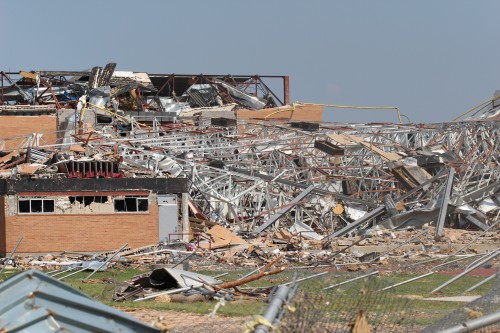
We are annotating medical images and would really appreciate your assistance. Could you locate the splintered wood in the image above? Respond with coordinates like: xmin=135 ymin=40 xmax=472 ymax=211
xmin=200 ymin=225 xmax=247 ymax=250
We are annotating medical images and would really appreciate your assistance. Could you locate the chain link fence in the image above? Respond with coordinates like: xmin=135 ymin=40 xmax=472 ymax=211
xmin=88 ymin=259 xmax=498 ymax=333
xmin=279 ymin=270 xmax=417 ymax=333
xmin=420 ymin=273 xmax=499 ymax=333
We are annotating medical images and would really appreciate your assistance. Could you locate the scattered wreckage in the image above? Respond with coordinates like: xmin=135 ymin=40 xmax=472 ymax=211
xmin=0 ymin=64 xmax=499 ymax=331
xmin=1 ymin=115 xmax=498 ymax=243
xmin=1 ymin=64 xmax=498 ymax=243
xmin=0 ymin=63 xmax=285 ymax=117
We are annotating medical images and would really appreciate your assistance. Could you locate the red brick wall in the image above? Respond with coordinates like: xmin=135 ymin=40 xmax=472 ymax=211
xmin=2 ymin=204 xmax=159 ymax=254
xmin=0 ymin=115 xmax=58 ymax=150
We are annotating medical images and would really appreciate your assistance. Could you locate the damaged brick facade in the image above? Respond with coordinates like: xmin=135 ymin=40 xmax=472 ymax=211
xmin=0 ymin=178 xmax=187 ymax=254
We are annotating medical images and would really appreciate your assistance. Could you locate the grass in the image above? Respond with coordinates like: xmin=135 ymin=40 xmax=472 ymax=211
xmin=56 ymin=267 xmax=265 ymax=317
xmin=288 ymin=271 xmax=495 ymax=326
xmin=0 ymin=266 xmax=495 ymax=325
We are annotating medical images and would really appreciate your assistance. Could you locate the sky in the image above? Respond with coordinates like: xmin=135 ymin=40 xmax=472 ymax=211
xmin=2 ymin=0 xmax=500 ymax=123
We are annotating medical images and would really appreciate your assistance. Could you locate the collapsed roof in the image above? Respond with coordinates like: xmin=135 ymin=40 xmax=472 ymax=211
xmin=0 ymin=63 xmax=289 ymax=115
xmin=0 ymin=63 xmax=498 ymax=240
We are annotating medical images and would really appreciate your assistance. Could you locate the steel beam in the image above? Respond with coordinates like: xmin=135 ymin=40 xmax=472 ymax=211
xmin=435 ymin=167 xmax=455 ymax=240
xmin=329 ymin=206 xmax=386 ymax=238
xmin=251 ymin=185 xmax=316 ymax=237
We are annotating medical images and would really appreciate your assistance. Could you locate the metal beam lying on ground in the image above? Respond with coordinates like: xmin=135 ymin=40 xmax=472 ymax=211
xmin=435 ymin=310 xmax=500 ymax=333
xmin=379 ymin=271 xmax=436 ymax=291
xmin=0 ymin=236 xmax=22 ymax=276
xmin=323 ymin=271 xmax=379 ymax=290
xmin=251 ymin=185 xmax=316 ymax=237
xmin=330 ymin=206 xmax=386 ymax=238
xmin=431 ymin=249 xmax=500 ymax=293
xmin=464 ymin=214 xmax=489 ymax=231
xmin=83 ymin=243 xmax=128 ymax=281
xmin=465 ymin=273 xmax=497 ymax=293
xmin=464 ymin=273 xmax=496 ymax=292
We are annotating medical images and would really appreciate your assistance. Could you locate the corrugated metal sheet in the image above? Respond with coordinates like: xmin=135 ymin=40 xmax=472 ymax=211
xmin=0 ymin=269 xmax=160 ymax=333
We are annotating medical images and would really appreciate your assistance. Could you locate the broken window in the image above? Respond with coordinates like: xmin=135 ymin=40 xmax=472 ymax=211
xmin=18 ymin=198 xmax=55 ymax=214
xmin=114 ymin=196 xmax=149 ymax=212
xmin=69 ymin=196 xmax=108 ymax=206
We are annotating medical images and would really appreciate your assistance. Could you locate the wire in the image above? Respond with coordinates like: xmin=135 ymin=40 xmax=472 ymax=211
xmin=81 ymin=102 xmax=150 ymax=128
xmin=263 ymin=105 xmax=296 ymax=119
xmin=452 ymin=95 xmax=500 ymax=121
xmin=296 ymin=102 xmax=402 ymax=123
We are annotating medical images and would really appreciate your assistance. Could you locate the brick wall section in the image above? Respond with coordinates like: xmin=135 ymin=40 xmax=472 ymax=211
xmin=2 ymin=205 xmax=159 ymax=254
xmin=0 ymin=197 xmax=6 ymax=254
xmin=237 ymin=104 xmax=324 ymax=122
xmin=0 ymin=115 xmax=58 ymax=150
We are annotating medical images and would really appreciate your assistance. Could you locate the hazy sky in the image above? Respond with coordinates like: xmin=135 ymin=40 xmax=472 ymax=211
xmin=2 ymin=1 xmax=499 ymax=123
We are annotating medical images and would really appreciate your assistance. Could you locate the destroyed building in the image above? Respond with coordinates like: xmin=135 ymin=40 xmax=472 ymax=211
xmin=0 ymin=63 xmax=499 ymax=256
xmin=0 ymin=178 xmax=187 ymax=254
xmin=0 ymin=65 xmax=323 ymax=148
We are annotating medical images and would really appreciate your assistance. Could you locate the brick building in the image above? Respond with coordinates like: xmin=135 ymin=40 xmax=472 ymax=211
xmin=0 ymin=178 xmax=188 ymax=255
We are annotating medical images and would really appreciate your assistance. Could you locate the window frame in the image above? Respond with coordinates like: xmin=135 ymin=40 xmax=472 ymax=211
xmin=18 ymin=197 xmax=56 ymax=214
xmin=113 ymin=196 xmax=149 ymax=213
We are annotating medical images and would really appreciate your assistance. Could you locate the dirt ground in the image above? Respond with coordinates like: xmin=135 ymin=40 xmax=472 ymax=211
xmin=121 ymin=308 xmax=251 ymax=333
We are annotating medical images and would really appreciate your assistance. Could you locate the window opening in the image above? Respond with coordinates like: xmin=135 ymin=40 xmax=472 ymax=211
xmin=18 ymin=198 xmax=55 ymax=214
xmin=114 ymin=196 xmax=149 ymax=212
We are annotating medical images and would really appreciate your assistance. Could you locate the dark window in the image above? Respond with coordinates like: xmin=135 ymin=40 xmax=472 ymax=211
xmin=18 ymin=200 xmax=30 ymax=213
xmin=114 ymin=199 xmax=126 ymax=212
xmin=69 ymin=196 xmax=83 ymax=204
xmin=43 ymin=200 xmax=54 ymax=213
xmin=84 ymin=196 xmax=93 ymax=206
xmin=69 ymin=196 xmax=108 ymax=206
xmin=94 ymin=196 xmax=108 ymax=203
xmin=125 ymin=197 xmax=137 ymax=211
xmin=18 ymin=198 xmax=55 ymax=214
xmin=31 ymin=200 xmax=43 ymax=213
xmin=138 ymin=198 xmax=149 ymax=212
xmin=114 ymin=196 xmax=148 ymax=213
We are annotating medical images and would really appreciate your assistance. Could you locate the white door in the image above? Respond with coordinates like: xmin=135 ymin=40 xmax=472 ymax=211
xmin=158 ymin=194 xmax=178 ymax=243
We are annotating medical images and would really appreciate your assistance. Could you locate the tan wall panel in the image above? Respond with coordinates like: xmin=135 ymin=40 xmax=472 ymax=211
xmin=237 ymin=104 xmax=323 ymax=122
xmin=0 ymin=115 xmax=58 ymax=150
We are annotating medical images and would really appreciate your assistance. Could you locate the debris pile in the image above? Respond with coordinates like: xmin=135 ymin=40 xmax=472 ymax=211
xmin=1 ymin=64 xmax=499 ymax=284
xmin=2 ymin=118 xmax=498 ymax=240
xmin=1 ymin=64 xmax=283 ymax=118
xmin=113 ymin=255 xmax=285 ymax=303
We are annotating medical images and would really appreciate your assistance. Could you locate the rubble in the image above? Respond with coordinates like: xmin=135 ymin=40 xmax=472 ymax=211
xmin=0 ymin=66 xmax=287 ymax=119
xmin=0 ymin=64 xmax=499 ymax=331
xmin=1 ymin=65 xmax=498 ymax=246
